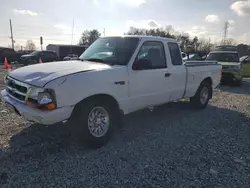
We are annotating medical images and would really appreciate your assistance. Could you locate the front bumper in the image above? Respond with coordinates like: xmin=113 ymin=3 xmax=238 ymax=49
xmin=1 ymin=89 xmax=74 ymax=125
xmin=221 ymin=71 xmax=242 ymax=82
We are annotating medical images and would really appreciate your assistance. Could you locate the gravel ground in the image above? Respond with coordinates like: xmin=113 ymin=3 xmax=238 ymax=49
xmin=0 ymin=69 xmax=250 ymax=188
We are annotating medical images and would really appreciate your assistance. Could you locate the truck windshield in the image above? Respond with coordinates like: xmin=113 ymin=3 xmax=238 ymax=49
xmin=79 ymin=37 xmax=139 ymax=65
xmin=206 ymin=52 xmax=239 ymax=62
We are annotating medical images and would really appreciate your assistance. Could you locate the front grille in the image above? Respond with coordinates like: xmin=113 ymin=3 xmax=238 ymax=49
xmin=222 ymin=66 xmax=229 ymax=70
xmin=5 ymin=77 xmax=29 ymax=103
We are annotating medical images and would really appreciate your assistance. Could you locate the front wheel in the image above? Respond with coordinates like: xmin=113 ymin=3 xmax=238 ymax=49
xmin=190 ymin=82 xmax=211 ymax=109
xmin=71 ymin=99 xmax=115 ymax=148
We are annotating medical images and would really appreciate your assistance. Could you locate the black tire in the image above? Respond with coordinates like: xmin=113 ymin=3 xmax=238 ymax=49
xmin=190 ymin=82 xmax=211 ymax=109
xmin=71 ymin=99 xmax=116 ymax=148
xmin=234 ymin=79 xmax=242 ymax=87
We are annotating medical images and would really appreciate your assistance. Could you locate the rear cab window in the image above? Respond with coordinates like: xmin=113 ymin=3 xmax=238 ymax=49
xmin=168 ymin=42 xmax=183 ymax=66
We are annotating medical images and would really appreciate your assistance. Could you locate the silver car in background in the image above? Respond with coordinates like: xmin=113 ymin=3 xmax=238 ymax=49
xmin=63 ymin=54 xmax=79 ymax=61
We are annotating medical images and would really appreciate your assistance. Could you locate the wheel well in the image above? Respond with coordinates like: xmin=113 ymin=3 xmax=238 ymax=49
xmin=201 ymin=77 xmax=213 ymax=99
xmin=202 ymin=77 xmax=212 ymax=86
xmin=71 ymin=94 xmax=122 ymax=120
xmin=81 ymin=94 xmax=120 ymax=110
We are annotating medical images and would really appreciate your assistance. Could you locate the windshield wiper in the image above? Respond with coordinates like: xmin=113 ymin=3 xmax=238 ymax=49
xmin=86 ymin=58 xmax=105 ymax=62
xmin=81 ymin=58 xmax=112 ymax=65
xmin=80 ymin=58 xmax=113 ymax=65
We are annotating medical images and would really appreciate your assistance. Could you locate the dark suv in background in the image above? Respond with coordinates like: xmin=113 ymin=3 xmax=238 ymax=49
xmin=19 ymin=50 xmax=58 ymax=65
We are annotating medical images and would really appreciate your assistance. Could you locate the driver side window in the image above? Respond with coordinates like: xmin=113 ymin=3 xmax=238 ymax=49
xmin=135 ymin=41 xmax=167 ymax=69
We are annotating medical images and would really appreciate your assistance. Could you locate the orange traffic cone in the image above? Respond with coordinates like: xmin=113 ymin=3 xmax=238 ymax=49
xmin=39 ymin=58 xmax=43 ymax=64
xmin=4 ymin=57 xmax=8 ymax=69
xmin=4 ymin=57 xmax=12 ymax=72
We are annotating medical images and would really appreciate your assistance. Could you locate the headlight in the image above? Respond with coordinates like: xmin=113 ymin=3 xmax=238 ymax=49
xmin=232 ymin=65 xmax=241 ymax=71
xmin=26 ymin=88 xmax=56 ymax=111
xmin=29 ymin=87 xmax=44 ymax=99
xmin=38 ymin=91 xmax=53 ymax=105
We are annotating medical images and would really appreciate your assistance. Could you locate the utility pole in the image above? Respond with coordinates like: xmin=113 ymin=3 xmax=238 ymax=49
xmin=9 ymin=19 xmax=14 ymax=50
xmin=103 ymin=28 xmax=106 ymax=37
xmin=70 ymin=18 xmax=74 ymax=54
xmin=208 ymin=37 xmax=211 ymax=52
xmin=40 ymin=37 xmax=43 ymax=50
xmin=223 ymin=21 xmax=229 ymax=45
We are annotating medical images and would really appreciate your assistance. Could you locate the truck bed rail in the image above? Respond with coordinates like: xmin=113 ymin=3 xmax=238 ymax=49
xmin=184 ymin=61 xmax=218 ymax=67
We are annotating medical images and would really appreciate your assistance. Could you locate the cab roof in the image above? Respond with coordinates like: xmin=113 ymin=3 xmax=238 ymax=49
xmin=101 ymin=35 xmax=177 ymax=42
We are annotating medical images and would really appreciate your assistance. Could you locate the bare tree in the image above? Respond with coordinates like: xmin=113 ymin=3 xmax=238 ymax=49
xmin=197 ymin=38 xmax=213 ymax=53
xmin=220 ymin=38 xmax=237 ymax=46
xmin=237 ymin=44 xmax=249 ymax=57
xmin=164 ymin=25 xmax=176 ymax=36
xmin=126 ymin=27 xmax=146 ymax=35
xmin=14 ymin=44 xmax=21 ymax=51
xmin=25 ymin=40 xmax=36 ymax=51
xmin=7 ymin=44 xmax=21 ymax=51
xmin=79 ymin=29 xmax=101 ymax=45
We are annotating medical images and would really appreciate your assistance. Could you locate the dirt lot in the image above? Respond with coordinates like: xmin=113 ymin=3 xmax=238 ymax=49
xmin=0 ymin=69 xmax=250 ymax=188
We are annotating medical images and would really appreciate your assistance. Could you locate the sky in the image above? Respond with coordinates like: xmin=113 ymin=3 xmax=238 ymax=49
xmin=0 ymin=0 xmax=250 ymax=49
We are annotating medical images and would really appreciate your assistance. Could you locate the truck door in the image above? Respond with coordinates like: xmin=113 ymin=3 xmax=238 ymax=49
xmin=167 ymin=42 xmax=187 ymax=101
xmin=128 ymin=41 xmax=172 ymax=112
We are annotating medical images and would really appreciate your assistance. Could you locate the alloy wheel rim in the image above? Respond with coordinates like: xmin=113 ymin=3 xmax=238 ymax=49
xmin=87 ymin=107 xmax=110 ymax=137
xmin=200 ymin=87 xmax=209 ymax=104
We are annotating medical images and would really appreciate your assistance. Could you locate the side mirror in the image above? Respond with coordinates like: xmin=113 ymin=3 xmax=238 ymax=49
xmin=132 ymin=58 xmax=152 ymax=70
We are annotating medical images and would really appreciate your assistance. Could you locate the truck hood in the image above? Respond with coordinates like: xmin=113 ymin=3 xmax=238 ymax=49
xmin=9 ymin=60 xmax=112 ymax=87
xmin=217 ymin=61 xmax=240 ymax=66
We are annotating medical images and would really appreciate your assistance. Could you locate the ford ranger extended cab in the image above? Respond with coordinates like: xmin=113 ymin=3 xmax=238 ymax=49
xmin=1 ymin=36 xmax=222 ymax=147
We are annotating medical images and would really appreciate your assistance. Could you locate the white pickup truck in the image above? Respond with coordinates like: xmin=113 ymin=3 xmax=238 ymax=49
xmin=1 ymin=36 xmax=222 ymax=147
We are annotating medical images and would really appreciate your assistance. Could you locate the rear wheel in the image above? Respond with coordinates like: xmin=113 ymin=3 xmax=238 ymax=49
xmin=190 ymin=82 xmax=211 ymax=109
xmin=71 ymin=99 xmax=116 ymax=148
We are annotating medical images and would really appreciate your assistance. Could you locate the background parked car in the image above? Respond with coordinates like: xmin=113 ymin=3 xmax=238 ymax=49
xmin=206 ymin=49 xmax=242 ymax=85
xmin=63 ymin=54 xmax=79 ymax=61
xmin=181 ymin=52 xmax=187 ymax=58
xmin=19 ymin=50 xmax=58 ymax=66
xmin=0 ymin=47 xmax=16 ymax=65
xmin=240 ymin=55 xmax=250 ymax=77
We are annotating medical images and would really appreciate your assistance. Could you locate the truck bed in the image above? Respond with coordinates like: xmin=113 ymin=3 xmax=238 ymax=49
xmin=183 ymin=61 xmax=222 ymax=98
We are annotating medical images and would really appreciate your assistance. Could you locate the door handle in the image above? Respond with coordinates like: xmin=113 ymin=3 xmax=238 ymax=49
xmin=165 ymin=73 xmax=171 ymax=77
xmin=114 ymin=81 xmax=125 ymax=85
